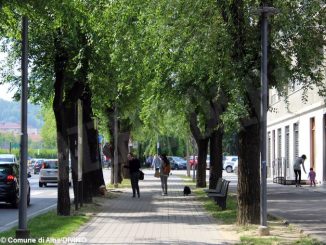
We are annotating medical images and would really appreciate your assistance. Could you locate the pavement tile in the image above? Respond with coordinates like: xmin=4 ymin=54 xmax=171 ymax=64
xmin=61 ymin=170 xmax=239 ymax=245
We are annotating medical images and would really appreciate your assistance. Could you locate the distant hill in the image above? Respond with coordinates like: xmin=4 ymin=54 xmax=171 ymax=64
xmin=0 ymin=98 xmax=43 ymax=129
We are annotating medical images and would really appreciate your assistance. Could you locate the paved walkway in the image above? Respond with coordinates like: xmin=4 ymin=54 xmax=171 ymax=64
xmin=267 ymin=182 xmax=326 ymax=243
xmin=67 ymin=170 xmax=238 ymax=245
xmin=62 ymin=170 xmax=326 ymax=245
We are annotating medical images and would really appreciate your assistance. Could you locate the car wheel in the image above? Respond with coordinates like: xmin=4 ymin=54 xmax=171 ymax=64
xmin=225 ymin=166 xmax=233 ymax=173
xmin=39 ymin=182 xmax=43 ymax=187
xmin=11 ymin=191 xmax=19 ymax=208
xmin=44 ymin=183 xmax=47 ymax=187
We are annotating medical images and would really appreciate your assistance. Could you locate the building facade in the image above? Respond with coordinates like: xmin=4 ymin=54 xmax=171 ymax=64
xmin=267 ymin=85 xmax=326 ymax=184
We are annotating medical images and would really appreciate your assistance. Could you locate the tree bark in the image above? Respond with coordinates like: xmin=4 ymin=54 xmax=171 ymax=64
xmin=209 ymin=129 xmax=223 ymax=189
xmin=237 ymin=120 xmax=260 ymax=224
xmin=53 ymin=29 xmax=70 ymax=215
xmin=196 ymin=138 xmax=209 ymax=187
xmin=82 ymin=87 xmax=105 ymax=196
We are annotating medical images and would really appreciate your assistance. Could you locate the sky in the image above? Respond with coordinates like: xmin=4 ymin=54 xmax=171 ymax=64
xmin=0 ymin=83 xmax=15 ymax=101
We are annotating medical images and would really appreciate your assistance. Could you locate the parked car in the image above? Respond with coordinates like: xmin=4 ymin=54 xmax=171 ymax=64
xmin=223 ymin=156 xmax=238 ymax=173
xmin=188 ymin=155 xmax=211 ymax=169
xmin=0 ymin=157 xmax=31 ymax=208
xmin=0 ymin=154 xmax=17 ymax=164
xmin=168 ymin=156 xmax=187 ymax=170
xmin=39 ymin=159 xmax=71 ymax=187
xmin=188 ymin=155 xmax=198 ymax=169
xmin=31 ymin=159 xmax=45 ymax=174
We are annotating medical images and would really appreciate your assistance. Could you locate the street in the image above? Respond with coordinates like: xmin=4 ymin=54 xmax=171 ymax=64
xmin=0 ymin=168 xmax=111 ymax=232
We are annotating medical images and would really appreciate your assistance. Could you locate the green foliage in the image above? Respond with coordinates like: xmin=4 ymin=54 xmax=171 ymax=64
xmin=40 ymin=102 xmax=57 ymax=148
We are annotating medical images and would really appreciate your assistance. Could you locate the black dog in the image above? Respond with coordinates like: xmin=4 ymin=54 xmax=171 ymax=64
xmin=183 ymin=186 xmax=191 ymax=196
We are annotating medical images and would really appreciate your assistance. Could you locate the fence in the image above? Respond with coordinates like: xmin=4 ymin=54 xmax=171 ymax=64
xmin=272 ymin=157 xmax=293 ymax=185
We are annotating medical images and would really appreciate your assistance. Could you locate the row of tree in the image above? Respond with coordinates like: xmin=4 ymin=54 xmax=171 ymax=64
xmin=0 ymin=0 xmax=324 ymax=224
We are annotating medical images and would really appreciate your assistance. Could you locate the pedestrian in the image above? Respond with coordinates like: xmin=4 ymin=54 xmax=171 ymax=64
xmin=146 ymin=155 xmax=153 ymax=168
xmin=293 ymin=154 xmax=307 ymax=187
xmin=160 ymin=154 xmax=171 ymax=196
xmin=308 ymin=167 xmax=316 ymax=187
xmin=152 ymin=154 xmax=161 ymax=177
xmin=125 ymin=153 xmax=141 ymax=198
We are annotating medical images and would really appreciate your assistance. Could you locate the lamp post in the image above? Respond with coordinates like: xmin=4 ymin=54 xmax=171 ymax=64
xmin=257 ymin=5 xmax=278 ymax=236
xmin=16 ymin=16 xmax=29 ymax=239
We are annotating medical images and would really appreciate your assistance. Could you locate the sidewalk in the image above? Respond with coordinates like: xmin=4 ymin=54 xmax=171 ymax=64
xmin=267 ymin=181 xmax=326 ymax=243
xmin=66 ymin=170 xmax=239 ymax=245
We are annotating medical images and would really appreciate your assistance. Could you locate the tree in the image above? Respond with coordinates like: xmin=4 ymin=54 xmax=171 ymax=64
xmin=216 ymin=0 xmax=325 ymax=224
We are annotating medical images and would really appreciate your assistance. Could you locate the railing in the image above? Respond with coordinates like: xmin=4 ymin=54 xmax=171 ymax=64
xmin=272 ymin=157 xmax=291 ymax=185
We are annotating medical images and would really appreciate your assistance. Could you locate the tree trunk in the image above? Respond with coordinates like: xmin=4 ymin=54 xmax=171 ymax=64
xmin=209 ymin=129 xmax=223 ymax=189
xmin=237 ymin=121 xmax=260 ymax=224
xmin=196 ymin=138 xmax=209 ymax=188
xmin=82 ymin=88 xmax=105 ymax=196
xmin=53 ymin=29 xmax=70 ymax=216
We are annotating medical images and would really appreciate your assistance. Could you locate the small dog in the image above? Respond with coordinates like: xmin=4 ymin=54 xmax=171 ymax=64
xmin=183 ymin=186 xmax=191 ymax=196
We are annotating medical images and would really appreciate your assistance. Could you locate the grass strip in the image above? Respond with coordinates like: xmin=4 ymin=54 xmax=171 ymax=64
xmin=0 ymin=197 xmax=112 ymax=245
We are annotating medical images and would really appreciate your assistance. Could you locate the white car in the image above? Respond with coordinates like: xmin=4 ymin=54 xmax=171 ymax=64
xmin=0 ymin=154 xmax=17 ymax=164
xmin=223 ymin=156 xmax=238 ymax=173
xmin=39 ymin=159 xmax=71 ymax=187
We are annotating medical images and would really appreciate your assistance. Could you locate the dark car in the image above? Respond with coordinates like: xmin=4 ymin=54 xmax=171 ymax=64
xmin=168 ymin=156 xmax=187 ymax=170
xmin=32 ymin=159 xmax=44 ymax=174
xmin=0 ymin=162 xmax=31 ymax=208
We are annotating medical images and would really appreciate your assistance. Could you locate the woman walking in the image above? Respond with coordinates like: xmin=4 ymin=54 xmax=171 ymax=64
xmin=160 ymin=154 xmax=171 ymax=196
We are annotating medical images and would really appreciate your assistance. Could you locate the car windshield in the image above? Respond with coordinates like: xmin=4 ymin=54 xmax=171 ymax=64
xmin=173 ymin=157 xmax=185 ymax=161
xmin=0 ymin=158 xmax=14 ymax=163
xmin=0 ymin=165 xmax=12 ymax=175
xmin=44 ymin=161 xmax=58 ymax=169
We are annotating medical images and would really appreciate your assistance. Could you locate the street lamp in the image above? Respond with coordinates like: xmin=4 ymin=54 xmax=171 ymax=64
xmin=256 ymin=5 xmax=278 ymax=236
xmin=16 ymin=16 xmax=29 ymax=239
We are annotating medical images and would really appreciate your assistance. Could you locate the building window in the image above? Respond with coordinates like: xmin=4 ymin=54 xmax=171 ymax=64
xmin=285 ymin=126 xmax=290 ymax=168
xmin=293 ymin=123 xmax=299 ymax=159
xmin=278 ymin=128 xmax=282 ymax=159
xmin=268 ymin=131 xmax=271 ymax=167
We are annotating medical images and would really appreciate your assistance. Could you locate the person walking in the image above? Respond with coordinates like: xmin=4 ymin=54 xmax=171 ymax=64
xmin=152 ymin=154 xmax=161 ymax=177
xmin=293 ymin=154 xmax=307 ymax=187
xmin=126 ymin=153 xmax=141 ymax=198
xmin=160 ymin=154 xmax=171 ymax=196
xmin=308 ymin=167 xmax=316 ymax=187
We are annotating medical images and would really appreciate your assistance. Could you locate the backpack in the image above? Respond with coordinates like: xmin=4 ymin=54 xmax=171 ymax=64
xmin=163 ymin=163 xmax=171 ymax=175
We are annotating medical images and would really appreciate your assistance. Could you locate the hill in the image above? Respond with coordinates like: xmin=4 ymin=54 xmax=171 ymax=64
xmin=0 ymin=98 xmax=43 ymax=129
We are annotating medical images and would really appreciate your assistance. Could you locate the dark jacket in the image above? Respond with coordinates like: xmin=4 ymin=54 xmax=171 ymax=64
xmin=128 ymin=158 xmax=141 ymax=174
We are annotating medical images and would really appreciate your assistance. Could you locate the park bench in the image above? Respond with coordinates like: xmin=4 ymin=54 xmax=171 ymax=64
xmin=207 ymin=180 xmax=230 ymax=210
xmin=204 ymin=177 xmax=224 ymax=194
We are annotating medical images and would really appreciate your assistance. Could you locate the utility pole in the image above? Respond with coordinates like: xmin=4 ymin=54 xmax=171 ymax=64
xmin=257 ymin=5 xmax=278 ymax=236
xmin=16 ymin=16 xmax=29 ymax=239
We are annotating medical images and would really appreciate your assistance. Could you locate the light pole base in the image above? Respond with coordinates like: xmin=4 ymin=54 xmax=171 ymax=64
xmin=16 ymin=229 xmax=30 ymax=238
xmin=258 ymin=226 xmax=270 ymax=236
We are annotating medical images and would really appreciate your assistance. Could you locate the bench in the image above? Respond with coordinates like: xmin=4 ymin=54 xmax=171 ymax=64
xmin=204 ymin=177 xmax=224 ymax=194
xmin=207 ymin=180 xmax=230 ymax=210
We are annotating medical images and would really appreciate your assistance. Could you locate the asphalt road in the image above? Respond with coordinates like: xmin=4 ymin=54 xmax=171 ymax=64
xmin=0 ymin=168 xmax=111 ymax=232
xmin=0 ymin=174 xmax=60 ymax=232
